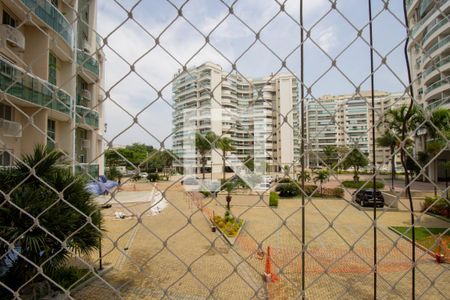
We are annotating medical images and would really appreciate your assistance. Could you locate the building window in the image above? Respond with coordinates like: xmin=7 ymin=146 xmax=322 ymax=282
xmin=0 ymin=150 xmax=12 ymax=166
xmin=0 ymin=103 xmax=13 ymax=120
xmin=47 ymin=119 xmax=56 ymax=149
xmin=48 ymin=52 xmax=57 ymax=85
xmin=2 ymin=10 xmax=16 ymax=27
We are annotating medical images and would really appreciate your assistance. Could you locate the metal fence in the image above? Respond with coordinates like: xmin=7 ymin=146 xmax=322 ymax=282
xmin=0 ymin=0 xmax=449 ymax=299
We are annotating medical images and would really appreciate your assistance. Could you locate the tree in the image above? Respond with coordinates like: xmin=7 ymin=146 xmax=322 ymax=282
xmin=0 ymin=145 xmax=103 ymax=297
xmin=297 ymin=170 xmax=310 ymax=182
xmin=322 ymin=145 xmax=337 ymax=167
xmin=195 ymin=131 xmax=218 ymax=179
xmin=341 ymin=148 xmax=368 ymax=183
xmin=376 ymin=132 xmax=397 ymax=190
xmin=217 ymin=137 xmax=235 ymax=181
xmin=313 ymin=169 xmax=329 ymax=195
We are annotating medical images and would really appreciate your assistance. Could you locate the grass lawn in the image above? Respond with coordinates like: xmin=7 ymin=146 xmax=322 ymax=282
xmin=391 ymin=226 xmax=450 ymax=250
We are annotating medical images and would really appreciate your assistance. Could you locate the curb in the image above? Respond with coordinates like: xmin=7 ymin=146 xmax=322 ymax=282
xmin=388 ymin=226 xmax=435 ymax=256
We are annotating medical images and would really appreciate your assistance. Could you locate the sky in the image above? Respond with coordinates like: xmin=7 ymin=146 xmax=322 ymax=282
xmin=96 ymin=0 xmax=410 ymax=148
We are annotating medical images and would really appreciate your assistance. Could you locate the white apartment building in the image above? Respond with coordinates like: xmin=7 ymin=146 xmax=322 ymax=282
xmin=305 ymin=91 xmax=408 ymax=170
xmin=172 ymin=62 xmax=300 ymax=175
xmin=407 ymin=0 xmax=450 ymax=181
xmin=0 ymin=0 xmax=105 ymax=177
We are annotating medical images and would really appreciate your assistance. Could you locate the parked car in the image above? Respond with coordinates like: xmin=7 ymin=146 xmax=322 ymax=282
xmin=354 ymin=189 xmax=384 ymax=207
xmin=139 ymin=172 xmax=148 ymax=178
xmin=181 ymin=177 xmax=199 ymax=185
xmin=262 ymin=175 xmax=274 ymax=183
xmin=255 ymin=182 xmax=271 ymax=191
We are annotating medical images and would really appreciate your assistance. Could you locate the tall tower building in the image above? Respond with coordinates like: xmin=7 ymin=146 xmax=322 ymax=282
xmin=0 ymin=0 xmax=105 ymax=177
xmin=172 ymin=62 xmax=299 ymax=175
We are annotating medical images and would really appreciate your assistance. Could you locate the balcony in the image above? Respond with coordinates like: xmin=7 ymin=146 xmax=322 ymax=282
xmin=0 ymin=25 xmax=25 ymax=51
xmin=20 ymin=0 xmax=73 ymax=48
xmin=77 ymin=89 xmax=91 ymax=106
xmin=423 ymin=18 xmax=449 ymax=45
xmin=0 ymin=58 xmax=71 ymax=116
xmin=425 ymin=76 xmax=450 ymax=94
xmin=77 ymin=49 xmax=99 ymax=80
xmin=423 ymin=55 xmax=450 ymax=81
xmin=423 ymin=36 xmax=450 ymax=64
xmin=76 ymin=106 xmax=99 ymax=129
xmin=76 ymin=105 xmax=99 ymax=129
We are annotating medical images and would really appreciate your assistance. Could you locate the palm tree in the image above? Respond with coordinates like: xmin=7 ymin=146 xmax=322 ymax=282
xmin=195 ymin=131 xmax=218 ymax=179
xmin=313 ymin=169 xmax=329 ymax=195
xmin=217 ymin=137 xmax=235 ymax=181
xmin=376 ymin=132 xmax=397 ymax=190
xmin=297 ymin=170 xmax=310 ymax=182
xmin=323 ymin=145 xmax=337 ymax=167
xmin=0 ymin=145 xmax=103 ymax=297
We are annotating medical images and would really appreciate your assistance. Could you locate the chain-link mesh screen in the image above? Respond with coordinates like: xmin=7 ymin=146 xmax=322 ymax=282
xmin=0 ymin=0 xmax=449 ymax=299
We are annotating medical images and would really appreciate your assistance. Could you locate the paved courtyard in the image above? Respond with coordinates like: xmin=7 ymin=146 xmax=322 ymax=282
xmin=73 ymin=180 xmax=450 ymax=299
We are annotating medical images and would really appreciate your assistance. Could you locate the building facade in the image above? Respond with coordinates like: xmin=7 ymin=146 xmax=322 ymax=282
xmin=305 ymin=91 xmax=408 ymax=171
xmin=407 ymin=0 xmax=450 ymax=180
xmin=172 ymin=62 xmax=299 ymax=175
xmin=0 ymin=0 xmax=105 ymax=177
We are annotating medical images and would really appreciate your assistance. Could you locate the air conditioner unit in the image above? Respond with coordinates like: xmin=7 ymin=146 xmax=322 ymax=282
xmin=81 ymin=89 xmax=92 ymax=101
xmin=81 ymin=139 xmax=91 ymax=149
xmin=0 ymin=119 xmax=22 ymax=137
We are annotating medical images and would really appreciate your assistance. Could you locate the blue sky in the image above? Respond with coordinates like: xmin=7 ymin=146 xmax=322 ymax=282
xmin=97 ymin=0 xmax=409 ymax=148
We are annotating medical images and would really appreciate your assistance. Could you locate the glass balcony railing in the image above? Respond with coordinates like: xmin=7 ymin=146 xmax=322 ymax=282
xmin=0 ymin=58 xmax=71 ymax=115
xmin=423 ymin=18 xmax=448 ymax=43
xmin=20 ymin=0 xmax=73 ymax=47
xmin=423 ymin=55 xmax=450 ymax=77
xmin=74 ymin=163 xmax=99 ymax=179
xmin=425 ymin=76 xmax=450 ymax=94
xmin=427 ymin=95 xmax=450 ymax=110
xmin=76 ymin=105 xmax=99 ymax=128
xmin=423 ymin=36 xmax=450 ymax=59
xmin=77 ymin=49 xmax=99 ymax=77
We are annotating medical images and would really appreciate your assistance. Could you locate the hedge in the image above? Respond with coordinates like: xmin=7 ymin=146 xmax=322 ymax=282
xmin=275 ymin=182 xmax=301 ymax=197
xmin=422 ymin=196 xmax=450 ymax=218
xmin=269 ymin=192 xmax=279 ymax=207
xmin=342 ymin=180 xmax=384 ymax=189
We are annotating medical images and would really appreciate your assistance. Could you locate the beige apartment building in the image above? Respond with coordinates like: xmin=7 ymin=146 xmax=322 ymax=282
xmin=407 ymin=0 xmax=450 ymax=181
xmin=305 ymin=91 xmax=408 ymax=171
xmin=172 ymin=62 xmax=300 ymax=175
xmin=0 ymin=0 xmax=105 ymax=177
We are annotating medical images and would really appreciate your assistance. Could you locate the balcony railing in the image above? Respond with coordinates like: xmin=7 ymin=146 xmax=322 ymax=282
xmin=423 ymin=55 xmax=450 ymax=78
xmin=0 ymin=25 xmax=25 ymax=51
xmin=74 ymin=163 xmax=99 ymax=179
xmin=423 ymin=36 xmax=450 ymax=59
xmin=20 ymin=0 xmax=73 ymax=47
xmin=77 ymin=49 xmax=99 ymax=77
xmin=425 ymin=76 xmax=450 ymax=94
xmin=423 ymin=18 xmax=448 ymax=43
xmin=0 ymin=58 xmax=71 ymax=115
xmin=76 ymin=105 xmax=99 ymax=129
xmin=427 ymin=95 xmax=450 ymax=110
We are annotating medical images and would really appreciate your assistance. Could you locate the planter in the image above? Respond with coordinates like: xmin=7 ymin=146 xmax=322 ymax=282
xmin=214 ymin=219 xmax=246 ymax=246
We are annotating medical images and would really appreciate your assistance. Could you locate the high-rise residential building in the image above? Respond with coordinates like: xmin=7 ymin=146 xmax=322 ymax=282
xmin=407 ymin=0 xmax=450 ymax=181
xmin=172 ymin=62 xmax=299 ymax=174
xmin=305 ymin=91 xmax=408 ymax=170
xmin=0 ymin=0 xmax=105 ymax=177
xmin=407 ymin=0 xmax=449 ymax=110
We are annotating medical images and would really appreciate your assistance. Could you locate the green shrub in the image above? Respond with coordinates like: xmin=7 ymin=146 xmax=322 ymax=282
xmin=278 ymin=178 xmax=293 ymax=183
xmin=276 ymin=182 xmax=300 ymax=197
xmin=342 ymin=180 xmax=384 ymax=189
xmin=423 ymin=196 xmax=450 ymax=218
xmin=147 ymin=173 xmax=160 ymax=182
xmin=213 ymin=214 xmax=243 ymax=237
xmin=106 ymin=166 xmax=121 ymax=181
xmin=333 ymin=187 xmax=345 ymax=198
xmin=269 ymin=192 xmax=279 ymax=207
xmin=320 ymin=187 xmax=345 ymax=198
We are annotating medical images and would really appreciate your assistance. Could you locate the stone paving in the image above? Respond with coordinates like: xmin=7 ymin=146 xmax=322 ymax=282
xmin=72 ymin=180 xmax=450 ymax=299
